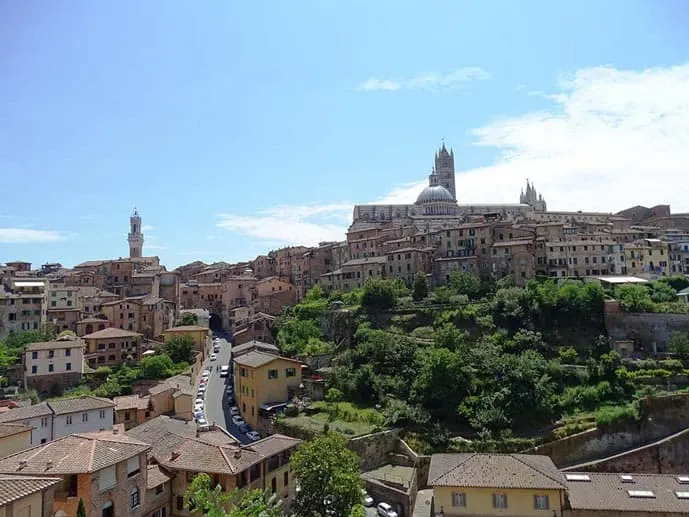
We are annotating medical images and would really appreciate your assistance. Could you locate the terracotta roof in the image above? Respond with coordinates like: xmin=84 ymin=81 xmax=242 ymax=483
xmin=25 ymin=336 xmax=84 ymax=351
xmin=82 ymin=327 xmax=142 ymax=339
xmin=77 ymin=317 xmax=110 ymax=324
xmin=156 ymin=433 xmax=299 ymax=475
xmin=126 ymin=416 xmax=198 ymax=458
xmin=0 ymin=474 xmax=61 ymax=506
xmin=0 ymin=431 xmax=150 ymax=474
xmin=428 ymin=453 xmax=566 ymax=490
xmin=146 ymin=464 xmax=171 ymax=489
xmin=148 ymin=374 xmax=193 ymax=396
xmin=233 ymin=350 xmax=302 ymax=369
xmin=47 ymin=396 xmax=115 ymax=415
xmin=114 ymin=395 xmax=151 ymax=411
xmin=164 ymin=325 xmax=209 ymax=332
xmin=231 ymin=340 xmax=279 ymax=356
xmin=0 ymin=403 xmax=52 ymax=423
xmin=565 ymin=472 xmax=689 ymax=513
xmin=0 ymin=423 xmax=34 ymax=438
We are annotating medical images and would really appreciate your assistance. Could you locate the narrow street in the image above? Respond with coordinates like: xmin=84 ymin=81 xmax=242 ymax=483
xmin=195 ymin=335 xmax=253 ymax=445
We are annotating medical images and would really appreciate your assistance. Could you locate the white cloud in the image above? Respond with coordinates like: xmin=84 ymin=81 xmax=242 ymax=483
xmin=142 ymin=225 xmax=155 ymax=232
xmin=146 ymin=244 xmax=168 ymax=251
xmin=217 ymin=203 xmax=352 ymax=246
xmin=0 ymin=228 xmax=66 ymax=244
xmin=217 ymin=62 xmax=689 ymax=248
xmin=358 ymin=67 xmax=490 ymax=92
xmin=373 ymin=63 xmax=689 ymax=213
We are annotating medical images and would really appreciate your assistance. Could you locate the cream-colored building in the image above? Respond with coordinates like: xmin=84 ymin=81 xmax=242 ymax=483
xmin=233 ymin=351 xmax=303 ymax=429
xmin=48 ymin=286 xmax=80 ymax=310
xmin=83 ymin=327 xmax=142 ymax=368
xmin=0 ymin=474 xmax=61 ymax=517
xmin=0 ymin=422 xmax=33 ymax=458
xmin=320 ymin=256 xmax=388 ymax=292
xmin=23 ymin=334 xmax=84 ymax=393
xmin=428 ymin=453 xmax=567 ymax=517
xmin=0 ymin=278 xmax=47 ymax=338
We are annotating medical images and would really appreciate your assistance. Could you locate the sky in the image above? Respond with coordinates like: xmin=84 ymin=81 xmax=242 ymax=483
xmin=2 ymin=1 xmax=689 ymax=269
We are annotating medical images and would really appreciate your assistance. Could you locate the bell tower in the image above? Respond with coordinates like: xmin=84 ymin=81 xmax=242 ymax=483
xmin=128 ymin=208 xmax=144 ymax=259
xmin=434 ymin=142 xmax=456 ymax=201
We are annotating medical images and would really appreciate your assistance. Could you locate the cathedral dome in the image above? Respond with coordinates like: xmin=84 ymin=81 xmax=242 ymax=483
xmin=415 ymin=185 xmax=454 ymax=204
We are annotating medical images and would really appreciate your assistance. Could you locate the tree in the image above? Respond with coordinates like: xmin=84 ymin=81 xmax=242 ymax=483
xmin=615 ymin=284 xmax=655 ymax=312
xmin=650 ymin=281 xmax=677 ymax=303
xmin=228 ymin=489 xmax=284 ymax=517
xmin=291 ymin=433 xmax=363 ymax=517
xmin=668 ymin=331 xmax=689 ymax=363
xmin=659 ymin=275 xmax=689 ymax=292
xmin=163 ymin=335 xmax=196 ymax=364
xmin=177 ymin=312 xmax=199 ymax=326
xmin=449 ymin=270 xmax=482 ymax=299
xmin=412 ymin=272 xmax=429 ymax=301
xmin=77 ymin=498 xmax=87 ymax=517
xmin=360 ymin=279 xmax=397 ymax=313
xmin=558 ymin=347 xmax=578 ymax=364
xmin=140 ymin=354 xmax=174 ymax=379
xmin=184 ymin=473 xmax=233 ymax=517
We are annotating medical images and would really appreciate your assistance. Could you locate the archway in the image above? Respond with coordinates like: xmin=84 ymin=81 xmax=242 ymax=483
xmin=209 ymin=313 xmax=223 ymax=334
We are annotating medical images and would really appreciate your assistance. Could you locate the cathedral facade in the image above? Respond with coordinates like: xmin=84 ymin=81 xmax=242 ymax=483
xmin=350 ymin=144 xmax=547 ymax=232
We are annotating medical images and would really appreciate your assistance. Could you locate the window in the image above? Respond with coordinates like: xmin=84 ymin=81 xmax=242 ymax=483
xmin=534 ymin=495 xmax=549 ymax=510
xmin=271 ymin=477 xmax=277 ymax=493
xmin=452 ymin=492 xmax=466 ymax=507
xmin=65 ymin=363 xmax=71 ymax=371
xmin=99 ymin=465 xmax=117 ymax=491
xmin=284 ymin=471 xmax=289 ymax=487
xmin=41 ymin=417 xmax=48 ymax=428
xmin=66 ymin=415 xmax=72 ymax=425
xmin=31 ymin=365 xmax=37 ymax=374
xmin=628 ymin=490 xmax=655 ymax=498
xmin=100 ymin=409 xmax=106 ymax=419
xmin=127 ymin=456 xmax=140 ymax=477
xmin=66 ymin=348 xmax=71 ymax=357
xmin=31 ymin=351 xmax=38 ymax=359
xmin=268 ymin=369 xmax=279 ymax=380
xmin=48 ymin=364 xmax=54 ymax=373
xmin=176 ymin=496 xmax=184 ymax=510
xmin=48 ymin=350 xmax=54 ymax=359
xmin=241 ymin=367 xmax=248 ymax=377
xmin=130 ymin=487 xmax=140 ymax=509
xmin=492 ymin=493 xmax=507 ymax=509
xmin=82 ymin=412 xmax=88 ymax=423
xmin=155 ymin=484 xmax=164 ymax=495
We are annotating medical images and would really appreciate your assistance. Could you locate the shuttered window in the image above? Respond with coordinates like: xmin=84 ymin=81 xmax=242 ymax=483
xmin=127 ymin=456 xmax=140 ymax=477
xmin=99 ymin=465 xmax=116 ymax=491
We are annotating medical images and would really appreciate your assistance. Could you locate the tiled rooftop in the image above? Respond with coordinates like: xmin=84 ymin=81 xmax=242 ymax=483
xmin=234 ymin=350 xmax=301 ymax=369
xmin=0 ymin=474 xmax=61 ymax=506
xmin=82 ymin=327 xmax=142 ymax=339
xmin=428 ymin=453 xmax=566 ymax=490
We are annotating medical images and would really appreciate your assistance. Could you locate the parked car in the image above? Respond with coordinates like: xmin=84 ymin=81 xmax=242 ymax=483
xmin=239 ymin=423 xmax=250 ymax=433
xmin=199 ymin=377 xmax=207 ymax=386
xmin=210 ymin=353 xmax=218 ymax=361
xmin=362 ymin=490 xmax=374 ymax=507
xmin=197 ymin=386 xmax=206 ymax=396
xmin=232 ymin=415 xmax=245 ymax=426
xmin=201 ymin=370 xmax=210 ymax=379
xmin=229 ymin=406 xmax=240 ymax=416
xmin=193 ymin=409 xmax=204 ymax=420
xmin=246 ymin=431 xmax=260 ymax=441
xmin=225 ymin=384 xmax=233 ymax=395
xmin=376 ymin=503 xmax=398 ymax=517
xmin=220 ymin=365 xmax=230 ymax=378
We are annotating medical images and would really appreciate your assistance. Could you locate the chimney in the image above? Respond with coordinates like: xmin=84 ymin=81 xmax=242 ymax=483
xmin=46 ymin=459 xmax=53 ymax=470
xmin=234 ymin=449 xmax=241 ymax=459
xmin=112 ymin=428 xmax=119 ymax=435
xmin=170 ymin=451 xmax=180 ymax=461
xmin=18 ymin=460 xmax=27 ymax=470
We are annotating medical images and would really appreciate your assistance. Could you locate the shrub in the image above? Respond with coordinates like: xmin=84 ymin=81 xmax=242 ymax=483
xmin=595 ymin=404 xmax=639 ymax=426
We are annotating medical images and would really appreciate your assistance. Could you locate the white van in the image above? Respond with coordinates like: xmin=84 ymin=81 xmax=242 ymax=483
xmin=220 ymin=365 xmax=230 ymax=378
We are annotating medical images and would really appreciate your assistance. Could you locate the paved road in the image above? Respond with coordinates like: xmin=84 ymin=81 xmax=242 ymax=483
xmin=196 ymin=337 xmax=253 ymax=445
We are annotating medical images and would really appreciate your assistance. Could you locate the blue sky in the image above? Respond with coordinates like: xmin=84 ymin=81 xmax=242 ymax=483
xmin=2 ymin=1 xmax=689 ymax=269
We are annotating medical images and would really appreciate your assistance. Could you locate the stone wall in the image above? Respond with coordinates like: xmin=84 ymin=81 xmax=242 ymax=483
xmin=605 ymin=310 xmax=689 ymax=352
xmin=26 ymin=371 xmax=82 ymax=395
xmin=530 ymin=393 xmax=689 ymax=467
xmin=348 ymin=429 xmax=402 ymax=471
xmin=564 ymin=427 xmax=689 ymax=474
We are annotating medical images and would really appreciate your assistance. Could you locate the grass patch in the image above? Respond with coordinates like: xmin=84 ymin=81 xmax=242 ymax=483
xmin=279 ymin=412 xmax=380 ymax=437
xmin=595 ymin=403 xmax=640 ymax=426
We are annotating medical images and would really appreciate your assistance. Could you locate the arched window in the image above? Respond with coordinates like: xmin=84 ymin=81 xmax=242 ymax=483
xmin=85 ymin=324 xmax=93 ymax=334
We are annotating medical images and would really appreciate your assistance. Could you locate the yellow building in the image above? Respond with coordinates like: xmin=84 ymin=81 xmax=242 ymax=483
xmin=428 ymin=453 xmax=566 ymax=517
xmin=233 ymin=351 xmax=303 ymax=428
xmin=0 ymin=423 xmax=33 ymax=458
xmin=0 ymin=474 xmax=61 ymax=517
xmin=162 ymin=325 xmax=209 ymax=352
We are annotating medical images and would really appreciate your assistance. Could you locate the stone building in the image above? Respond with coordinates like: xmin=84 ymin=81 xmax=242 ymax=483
xmin=0 ymin=278 xmax=47 ymax=338
xmin=83 ymin=327 xmax=142 ymax=368
xmin=23 ymin=335 xmax=85 ymax=394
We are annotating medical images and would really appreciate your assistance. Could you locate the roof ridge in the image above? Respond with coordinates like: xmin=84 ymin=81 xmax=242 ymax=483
xmin=429 ymin=453 xmax=474 ymax=485
xmin=511 ymin=454 xmax=566 ymax=487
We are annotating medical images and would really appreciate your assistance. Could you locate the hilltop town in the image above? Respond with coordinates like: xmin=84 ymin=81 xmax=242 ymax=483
xmin=1 ymin=145 xmax=689 ymax=517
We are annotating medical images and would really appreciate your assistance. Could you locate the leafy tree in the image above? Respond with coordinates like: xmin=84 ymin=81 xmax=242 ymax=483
xmin=361 ymin=279 xmax=397 ymax=313
xmin=77 ymin=498 xmax=87 ymax=517
xmin=325 ymin=388 xmax=343 ymax=403
xmin=658 ymin=275 xmax=689 ymax=292
xmin=433 ymin=286 xmax=452 ymax=304
xmin=304 ymin=284 xmax=325 ymax=301
xmin=178 ymin=312 xmax=199 ymax=326
xmin=412 ymin=272 xmax=429 ymax=301
xmin=650 ymin=281 xmax=677 ymax=303
xmin=449 ymin=270 xmax=482 ymax=299
xmin=615 ymin=284 xmax=655 ymax=312
xmin=433 ymin=323 xmax=469 ymax=353
xmin=558 ymin=347 xmax=578 ymax=364
xmin=277 ymin=318 xmax=330 ymax=356
xmin=184 ymin=472 xmax=233 ymax=517
xmin=504 ymin=329 xmax=546 ymax=355
xmin=140 ymin=354 xmax=174 ymax=379
xmin=668 ymin=331 xmax=689 ymax=363
xmin=228 ymin=489 xmax=284 ymax=517
xmin=163 ymin=335 xmax=196 ymax=364
xmin=291 ymin=433 xmax=362 ymax=517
